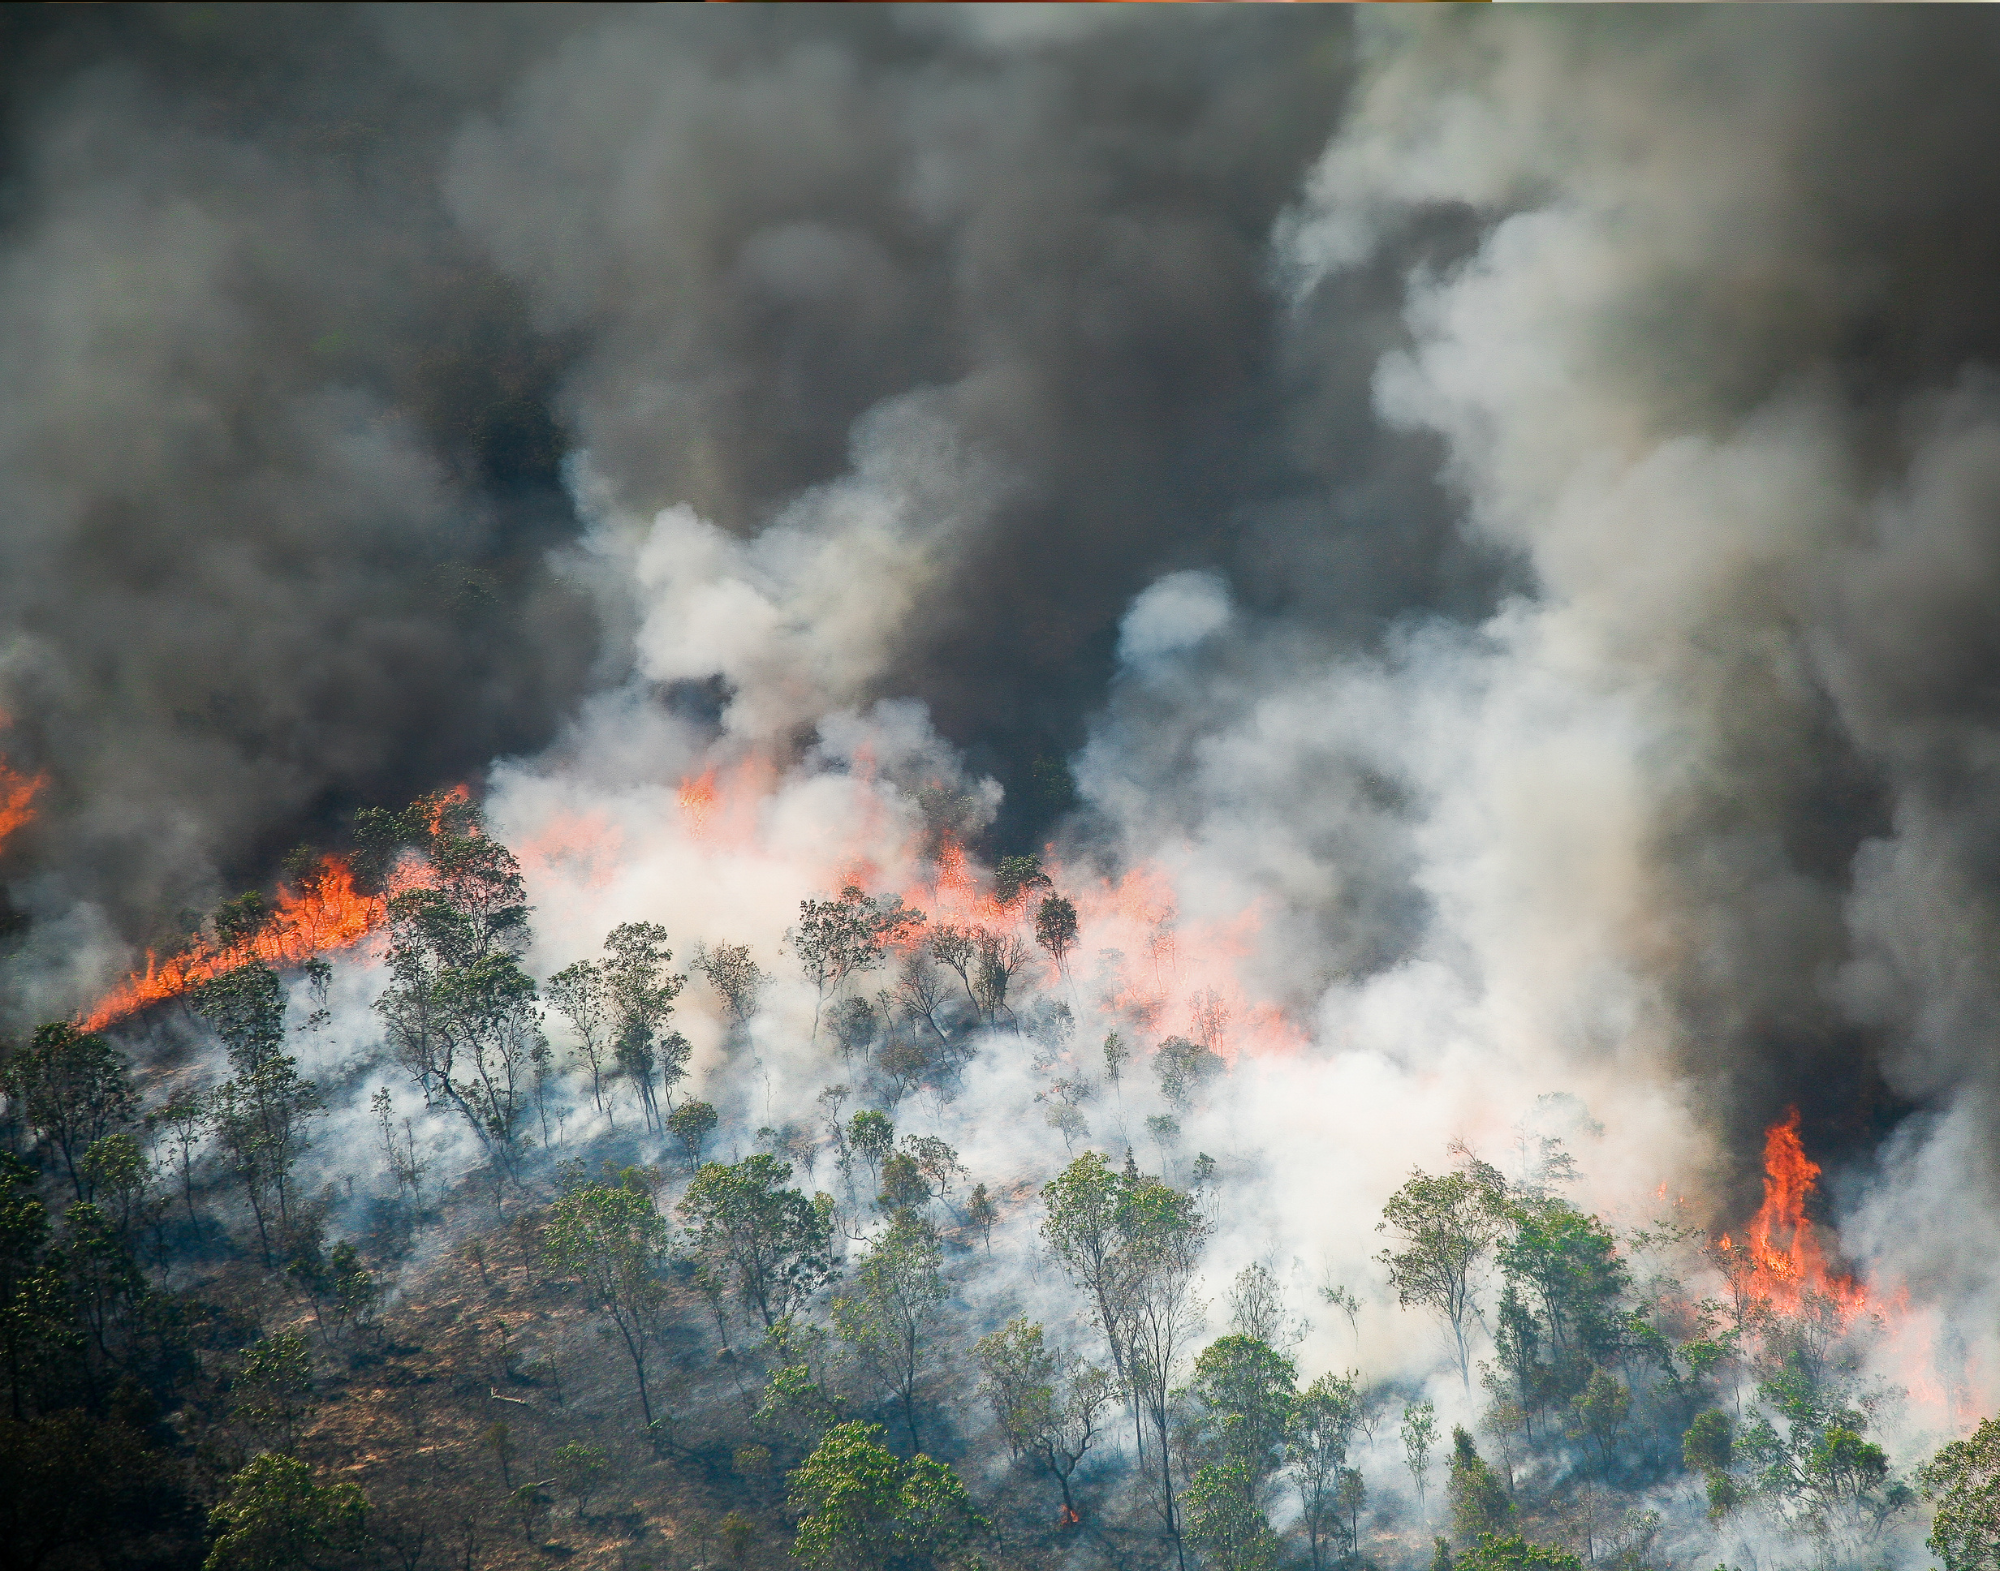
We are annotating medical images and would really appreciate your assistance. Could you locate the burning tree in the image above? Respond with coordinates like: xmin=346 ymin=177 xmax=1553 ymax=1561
xmin=788 ymin=885 xmax=924 ymax=1043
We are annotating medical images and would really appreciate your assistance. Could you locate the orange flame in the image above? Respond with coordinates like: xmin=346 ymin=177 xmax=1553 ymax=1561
xmin=79 ymin=856 xmax=387 ymax=1033
xmin=0 ymin=758 xmax=45 ymax=854
xmin=678 ymin=769 xmax=718 ymax=835
xmin=1717 ymin=1108 xmax=1869 ymax=1318
xmin=424 ymin=783 xmax=471 ymax=833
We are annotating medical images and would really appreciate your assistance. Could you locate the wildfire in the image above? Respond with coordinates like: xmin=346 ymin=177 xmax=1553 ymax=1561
xmin=1716 ymin=1108 xmax=1870 ymax=1318
xmin=0 ymin=757 xmax=44 ymax=855
xmin=678 ymin=769 xmax=717 ymax=834
xmin=79 ymin=856 xmax=387 ymax=1034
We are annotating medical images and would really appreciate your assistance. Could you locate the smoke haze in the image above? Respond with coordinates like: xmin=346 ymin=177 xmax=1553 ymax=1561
xmin=12 ymin=8 xmax=2000 ymax=1558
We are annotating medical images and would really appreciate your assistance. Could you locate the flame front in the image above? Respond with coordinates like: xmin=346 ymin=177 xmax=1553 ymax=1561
xmin=1718 ymin=1108 xmax=1870 ymax=1318
xmin=0 ymin=757 xmax=45 ymax=855
xmin=79 ymin=856 xmax=387 ymax=1033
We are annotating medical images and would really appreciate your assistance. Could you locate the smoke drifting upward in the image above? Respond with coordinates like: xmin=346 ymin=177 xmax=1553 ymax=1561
xmin=0 ymin=4 xmax=1435 ymax=1011
xmin=13 ymin=1 xmax=2000 ymax=1414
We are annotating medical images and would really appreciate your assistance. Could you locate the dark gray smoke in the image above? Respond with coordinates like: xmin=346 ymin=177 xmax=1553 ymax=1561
xmin=0 ymin=5 xmax=1474 ymax=984
xmin=0 ymin=5 xmax=606 ymax=962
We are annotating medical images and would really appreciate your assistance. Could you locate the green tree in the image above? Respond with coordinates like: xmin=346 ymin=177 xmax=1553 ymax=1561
xmin=371 ymin=797 xmax=542 ymax=1170
xmin=1117 ymin=1168 xmax=1210 ymax=1556
xmin=971 ymin=930 xmax=1030 ymax=1026
xmin=1448 ymin=1427 xmax=1512 ymax=1545
xmin=1378 ymin=1157 xmax=1508 ymax=1386
xmin=545 ymin=959 xmax=614 ymax=1116
xmin=787 ymin=1421 xmax=982 ymax=1571
xmin=834 ymin=1211 xmax=947 ymax=1452
xmin=1491 ymin=1195 xmax=1629 ymax=1444
xmin=79 ymin=1132 xmax=152 ymax=1246
xmin=1921 ymin=1415 xmax=2000 ymax=1571
xmin=603 ymin=920 xmax=687 ymax=1128
xmin=1458 ymin=1532 xmax=1584 ymax=1571
xmin=192 ymin=962 xmax=327 ymax=1266
xmin=878 ymin=1151 xmax=931 ymax=1215
xmin=1152 ymin=1036 xmax=1221 ymax=1113
xmin=849 ymin=1110 xmax=895 ymax=1191
xmin=993 ymin=855 xmax=1052 ymax=908
xmin=206 ymin=1066 xmax=323 ymax=1269
xmin=1185 ymin=1334 xmax=1297 ymax=1485
xmin=975 ymin=1317 xmax=1115 ymax=1523
xmin=1042 ymin=1152 xmax=1141 ymax=1450
xmin=1034 ymin=895 xmax=1079 ymax=976
xmin=542 ymin=1180 xmax=670 ymax=1425
xmin=667 ymin=1100 xmax=719 ymax=1170
xmin=233 ymin=1330 xmax=315 ymax=1450
xmin=1291 ymin=1371 xmax=1362 ymax=1569
xmin=1180 ymin=1333 xmax=1296 ymax=1567
xmin=1404 ymin=1398 xmax=1439 ymax=1514
xmin=552 ymin=1440 xmax=608 ymax=1520
xmin=1683 ymin=1407 xmax=1732 ymax=1473
xmin=679 ymin=1154 xmax=836 ymax=1331
xmin=1183 ymin=1459 xmax=1285 ymax=1571
xmin=52 ymin=1201 xmax=148 ymax=1382
xmin=1736 ymin=1350 xmax=1904 ymax=1528
xmin=1337 ymin=1468 xmax=1368 ymax=1559
xmin=1 ymin=1023 xmax=138 ymax=1200
xmin=965 ymin=1184 xmax=996 ymax=1253
xmin=150 ymin=1090 xmax=209 ymax=1231
xmin=1570 ymin=1366 xmax=1631 ymax=1472
xmin=693 ymin=940 xmax=765 ymax=1028
xmin=327 ymin=1242 xmax=378 ymax=1339
xmin=757 ymin=1316 xmax=846 ymax=1447
xmin=0 ymin=1408 xmax=201 ymax=1570
xmin=926 ymin=925 xmax=981 ymax=1018
xmin=203 ymin=1453 xmax=367 ymax=1571
xmin=0 ymin=1157 xmax=71 ymax=1419
xmin=188 ymin=961 xmax=286 ymax=1069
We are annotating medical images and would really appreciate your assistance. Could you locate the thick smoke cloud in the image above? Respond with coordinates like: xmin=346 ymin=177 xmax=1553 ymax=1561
xmin=0 ymin=6 xmax=606 ymax=1004
xmin=2 ymin=5 xmax=1488 ymax=1017
xmin=1278 ymin=9 xmax=2000 ymax=1208
xmin=16 ymin=6 xmax=2000 ymax=1449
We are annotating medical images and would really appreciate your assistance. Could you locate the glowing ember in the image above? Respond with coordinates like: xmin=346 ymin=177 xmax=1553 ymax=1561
xmin=0 ymin=758 xmax=44 ymax=854
xmin=80 ymin=856 xmax=387 ymax=1033
xmin=1716 ymin=1108 xmax=1870 ymax=1318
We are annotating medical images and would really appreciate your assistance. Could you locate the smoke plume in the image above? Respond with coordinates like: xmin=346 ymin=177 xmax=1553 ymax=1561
xmin=14 ymin=10 xmax=2000 ymax=1547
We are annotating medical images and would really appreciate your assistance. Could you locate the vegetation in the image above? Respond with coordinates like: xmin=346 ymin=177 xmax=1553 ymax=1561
xmin=0 ymin=790 xmax=1966 ymax=1571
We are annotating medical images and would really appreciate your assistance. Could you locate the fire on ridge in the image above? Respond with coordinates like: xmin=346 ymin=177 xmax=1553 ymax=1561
xmin=78 ymin=857 xmax=387 ymax=1034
